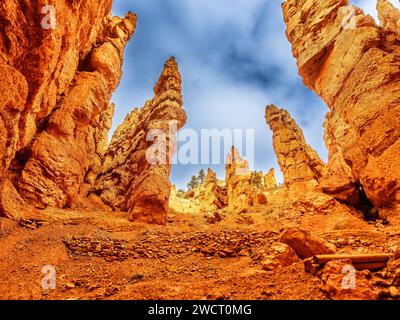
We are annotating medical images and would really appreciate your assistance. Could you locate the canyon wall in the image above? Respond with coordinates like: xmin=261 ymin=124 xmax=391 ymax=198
xmin=0 ymin=1 xmax=137 ymax=218
xmin=92 ymin=57 xmax=187 ymax=225
xmin=282 ymin=0 xmax=400 ymax=220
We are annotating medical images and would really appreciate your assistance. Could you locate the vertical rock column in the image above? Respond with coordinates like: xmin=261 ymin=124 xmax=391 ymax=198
xmin=92 ymin=57 xmax=187 ymax=225
xmin=264 ymin=168 xmax=278 ymax=189
xmin=199 ymin=169 xmax=227 ymax=212
xmin=265 ymin=104 xmax=328 ymax=187
xmin=0 ymin=0 xmax=137 ymax=218
xmin=225 ymin=146 xmax=253 ymax=213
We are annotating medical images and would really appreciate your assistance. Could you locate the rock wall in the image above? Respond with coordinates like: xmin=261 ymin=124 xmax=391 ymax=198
xmin=282 ymin=0 xmax=400 ymax=220
xmin=92 ymin=57 xmax=187 ymax=225
xmin=0 ymin=0 xmax=136 ymax=218
xmin=265 ymin=105 xmax=328 ymax=187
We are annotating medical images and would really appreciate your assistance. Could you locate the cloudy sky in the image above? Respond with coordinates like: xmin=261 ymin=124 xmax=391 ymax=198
xmin=111 ymin=0 xmax=398 ymax=189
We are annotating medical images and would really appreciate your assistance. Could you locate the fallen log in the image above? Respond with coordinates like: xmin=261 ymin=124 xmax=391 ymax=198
xmin=304 ymin=253 xmax=393 ymax=274
xmin=314 ymin=254 xmax=392 ymax=265
xmin=351 ymin=262 xmax=388 ymax=271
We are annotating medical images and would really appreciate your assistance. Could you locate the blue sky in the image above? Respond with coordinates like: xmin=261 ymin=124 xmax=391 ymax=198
xmin=111 ymin=0 xmax=397 ymax=189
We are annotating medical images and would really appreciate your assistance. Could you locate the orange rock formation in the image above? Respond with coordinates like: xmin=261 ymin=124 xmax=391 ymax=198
xmin=199 ymin=169 xmax=227 ymax=212
xmin=264 ymin=168 xmax=278 ymax=190
xmin=225 ymin=147 xmax=253 ymax=213
xmin=265 ymin=105 xmax=328 ymax=187
xmin=282 ymin=0 xmax=400 ymax=221
xmin=92 ymin=57 xmax=187 ymax=225
xmin=0 ymin=1 xmax=136 ymax=218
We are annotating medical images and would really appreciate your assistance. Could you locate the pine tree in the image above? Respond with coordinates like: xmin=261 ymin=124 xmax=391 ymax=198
xmin=197 ymin=169 xmax=206 ymax=185
xmin=187 ymin=176 xmax=198 ymax=190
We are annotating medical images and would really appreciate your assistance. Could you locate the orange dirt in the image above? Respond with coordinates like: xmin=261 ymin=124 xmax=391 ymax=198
xmin=1 ymin=207 xmax=398 ymax=300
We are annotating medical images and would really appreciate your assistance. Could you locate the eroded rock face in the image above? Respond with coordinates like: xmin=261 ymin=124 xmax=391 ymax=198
xmin=264 ymin=168 xmax=278 ymax=189
xmin=199 ymin=169 xmax=227 ymax=212
xmin=265 ymin=105 xmax=328 ymax=187
xmin=225 ymin=147 xmax=253 ymax=213
xmin=280 ymin=227 xmax=337 ymax=259
xmin=282 ymin=0 xmax=400 ymax=220
xmin=92 ymin=57 xmax=187 ymax=225
xmin=0 ymin=0 xmax=136 ymax=218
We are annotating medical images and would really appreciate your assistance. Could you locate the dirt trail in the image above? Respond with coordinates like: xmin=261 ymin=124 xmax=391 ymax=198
xmin=1 ymin=206 xmax=399 ymax=300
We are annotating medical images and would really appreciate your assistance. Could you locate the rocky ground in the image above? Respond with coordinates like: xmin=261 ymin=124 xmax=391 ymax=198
xmin=1 ymin=0 xmax=400 ymax=302
xmin=1 ymin=204 xmax=399 ymax=300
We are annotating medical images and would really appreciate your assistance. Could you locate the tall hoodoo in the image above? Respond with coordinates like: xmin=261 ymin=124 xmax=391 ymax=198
xmin=282 ymin=0 xmax=400 ymax=220
xmin=92 ymin=57 xmax=187 ymax=225
xmin=265 ymin=105 xmax=328 ymax=187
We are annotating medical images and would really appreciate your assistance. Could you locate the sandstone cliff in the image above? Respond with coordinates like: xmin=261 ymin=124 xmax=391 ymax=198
xmin=92 ymin=57 xmax=187 ymax=225
xmin=282 ymin=0 xmax=400 ymax=221
xmin=0 ymin=1 xmax=136 ymax=218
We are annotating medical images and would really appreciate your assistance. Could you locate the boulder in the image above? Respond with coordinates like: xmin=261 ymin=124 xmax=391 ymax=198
xmin=321 ymin=259 xmax=379 ymax=300
xmin=280 ymin=227 xmax=337 ymax=259
xmin=258 ymin=242 xmax=301 ymax=271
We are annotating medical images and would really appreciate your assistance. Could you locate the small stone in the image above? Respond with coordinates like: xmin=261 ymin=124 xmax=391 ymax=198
xmin=65 ymin=283 xmax=76 ymax=289
xmin=388 ymin=286 xmax=400 ymax=298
